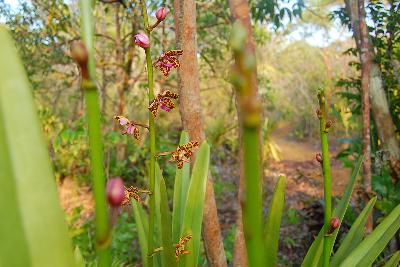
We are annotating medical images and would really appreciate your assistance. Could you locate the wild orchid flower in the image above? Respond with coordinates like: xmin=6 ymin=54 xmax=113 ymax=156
xmin=154 ymin=50 xmax=183 ymax=77
xmin=122 ymin=186 xmax=152 ymax=205
xmin=175 ymin=234 xmax=192 ymax=261
xmin=148 ymin=90 xmax=179 ymax=117
xmin=157 ymin=141 xmax=199 ymax=169
xmin=114 ymin=115 xmax=149 ymax=140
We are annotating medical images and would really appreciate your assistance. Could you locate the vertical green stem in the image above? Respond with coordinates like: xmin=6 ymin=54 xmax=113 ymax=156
xmin=139 ymin=1 xmax=156 ymax=266
xmin=79 ymin=1 xmax=111 ymax=266
xmin=318 ymin=90 xmax=332 ymax=267
xmin=230 ymin=23 xmax=266 ymax=267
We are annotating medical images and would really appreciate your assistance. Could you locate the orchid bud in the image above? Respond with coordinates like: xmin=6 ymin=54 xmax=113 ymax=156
xmin=327 ymin=217 xmax=340 ymax=234
xmin=330 ymin=217 xmax=340 ymax=229
xmin=134 ymin=33 xmax=150 ymax=49
xmin=325 ymin=120 xmax=334 ymax=130
xmin=316 ymin=108 xmax=322 ymax=118
xmin=70 ymin=41 xmax=89 ymax=79
xmin=156 ymin=7 xmax=167 ymax=21
xmin=107 ymin=177 xmax=125 ymax=206
xmin=70 ymin=41 xmax=88 ymax=66
xmin=316 ymin=153 xmax=323 ymax=164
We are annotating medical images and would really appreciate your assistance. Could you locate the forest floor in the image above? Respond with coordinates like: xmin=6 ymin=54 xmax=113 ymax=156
xmin=57 ymin=124 xmax=353 ymax=266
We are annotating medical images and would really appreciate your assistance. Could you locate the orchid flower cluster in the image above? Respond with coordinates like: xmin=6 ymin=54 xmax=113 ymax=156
xmin=106 ymin=6 xmax=198 ymax=261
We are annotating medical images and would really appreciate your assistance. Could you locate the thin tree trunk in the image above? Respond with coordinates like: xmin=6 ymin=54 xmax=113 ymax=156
xmin=173 ymin=1 xmax=228 ymax=266
xmin=228 ymin=1 xmax=262 ymax=266
xmin=345 ymin=0 xmax=400 ymax=179
xmin=115 ymin=5 xmax=125 ymax=115
xmin=357 ymin=0 xmax=373 ymax=232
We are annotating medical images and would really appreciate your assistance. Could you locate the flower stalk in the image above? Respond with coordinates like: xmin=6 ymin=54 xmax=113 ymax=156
xmin=139 ymin=0 xmax=156 ymax=266
xmin=76 ymin=1 xmax=111 ymax=265
xmin=230 ymin=22 xmax=265 ymax=267
xmin=317 ymin=89 xmax=333 ymax=267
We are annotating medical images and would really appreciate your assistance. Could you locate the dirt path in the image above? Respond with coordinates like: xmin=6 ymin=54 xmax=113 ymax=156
xmin=267 ymin=126 xmax=351 ymax=209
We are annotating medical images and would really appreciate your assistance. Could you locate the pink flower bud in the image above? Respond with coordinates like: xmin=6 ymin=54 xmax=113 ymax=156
xmin=156 ymin=7 xmax=167 ymax=21
xmin=107 ymin=178 xmax=125 ymax=206
xmin=134 ymin=33 xmax=150 ymax=49
xmin=330 ymin=217 xmax=340 ymax=229
xmin=327 ymin=217 xmax=340 ymax=234
xmin=315 ymin=153 xmax=323 ymax=164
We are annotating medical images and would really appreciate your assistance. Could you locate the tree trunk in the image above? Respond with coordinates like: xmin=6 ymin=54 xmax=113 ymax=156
xmin=228 ymin=1 xmax=262 ymax=266
xmin=345 ymin=0 xmax=400 ymax=178
xmin=357 ymin=0 xmax=373 ymax=232
xmin=173 ymin=1 xmax=228 ymax=266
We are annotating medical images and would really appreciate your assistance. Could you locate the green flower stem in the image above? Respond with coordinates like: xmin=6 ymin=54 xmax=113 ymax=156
xmin=79 ymin=1 xmax=111 ymax=266
xmin=230 ymin=23 xmax=266 ymax=267
xmin=318 ymin=90 xmax=332 ymax=267
xmin=139 ymin=1 xmax=156 ymax=266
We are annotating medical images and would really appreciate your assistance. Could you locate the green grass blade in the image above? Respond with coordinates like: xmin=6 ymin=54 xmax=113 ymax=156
xmin=0 ymin=26 xmax=75 ymax=266
xmin=265 ymin=176 xmax=286 ymax=267
xmin=74 ymin=246 xmax=86 ymax=267
xmin=132 ymin=201 xmax=149 ymax=267
xmin=331 ymin=197 xmax=376 ymax=267
xmin=302 ymin=156 xmax=363 ymax=267
xmin=179 ymin=141 xmax=210 ymax=267
xmin=172 ymin=131 xmax=191 ymax=241
xmin=160 ymin=177 xmax=177 ymax=267
xmin=384 ymin=251 xmax=400 ymax=267
xmin=340 ymin=203 xmax=400 ymax=267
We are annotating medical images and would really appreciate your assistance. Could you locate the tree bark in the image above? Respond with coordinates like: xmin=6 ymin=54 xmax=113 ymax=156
xmin=357 ymin=0 xmax=373 ymax=232
xmin=173 ymin=1 xmax=228 ymax=266
xmin=228 ymin=1 xmax=261 ymax=266
xmin=345 ymin=0 xmax=400 ymax=178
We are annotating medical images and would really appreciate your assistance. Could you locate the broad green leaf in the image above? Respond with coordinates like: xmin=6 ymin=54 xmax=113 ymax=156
xmin=384 ymin=251 xmax=400 ymax=267
xmin=172 ymin=131 xmax=190 ymax=241
xmin=340 ymin=202 xmax=400 ymax=266
xmin=301 ymin=156 xmax=363 ymax=267
xmin=159 ymin=177 xmax=177 ymax=267
xmin=331 ymin=197 xmax=376 ymax=267
xmin=179 ymin=142 xmax=210 ymax=267
xmin=0 ymin=26 xmax=75 ymax=267
xmin=132 ymin=201 xmax=149 ymax=267
xmin=265 ymin=176 xmax=286 ymax=267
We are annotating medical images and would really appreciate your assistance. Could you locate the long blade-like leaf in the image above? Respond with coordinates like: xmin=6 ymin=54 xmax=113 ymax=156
xmin=384 ymin=251 xmax=400 ymax=267
xmin=172 ymin=131 xmax=190 ymax=241
xmin=132 ymin=201 xmax=149 ymax=267
xmin=331 ymin=197 xmax=376 ymax=267
xmin=0 ymin=26 xmax=75 ymax=266
xmin=340 ymin=203 xmax=400 ymax=267
xmin=179 ymin=142 xmax=210 ymax=267
xmin=265 ymin=176 xmax=286 ymax=267
xmin=160 ymin=177 xmax=177 ymax=267
xmin=302 ymin=156 xmax=363 ymax=267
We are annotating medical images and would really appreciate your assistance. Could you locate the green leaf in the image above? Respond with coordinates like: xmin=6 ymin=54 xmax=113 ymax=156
xmin=340 ymin=202 xmax=400 ymax=266
xmin=172 ymin=131 xmax=191 ymax=241
xmin=159 ymin=177 xmax=177 ymax=267
xmin=265 ymin=176 xmax=286 ymax=267
xmin=74 ymin=246 xmax=86 ymax=267
xmin=132 ymin=201 xmax=149 ymax=267
xmin=384 ymin=251 xmax=400 ymax=267
xmin=0 ymin=26 xmax=75 ymax=267
xmin=179 ymin=141 xmax=210 ymax=267
xmin=331 ymin=197 xmax=376 ymax=267
xmin=301 ymin=156 xmax=363 ymax=267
